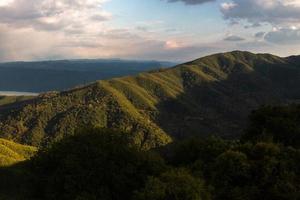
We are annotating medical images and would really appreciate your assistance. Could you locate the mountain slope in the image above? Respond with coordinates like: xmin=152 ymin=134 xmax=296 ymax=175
xmin=0 ymin=138 xmax=37 ymax=166
xmin=0 ymin=51 xmax=299 ymax=148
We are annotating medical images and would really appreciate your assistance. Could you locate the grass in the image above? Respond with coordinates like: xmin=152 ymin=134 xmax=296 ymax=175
xmin=0 ymin=138 xmax=37 ymax=166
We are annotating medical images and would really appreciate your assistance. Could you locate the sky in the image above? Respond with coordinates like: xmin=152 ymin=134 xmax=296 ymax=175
xmin=0 ymin=0 xmax=300 ymax=62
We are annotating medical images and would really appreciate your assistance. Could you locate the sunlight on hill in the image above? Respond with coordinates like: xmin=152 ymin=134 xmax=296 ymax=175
xmin=0 ymin=139 xmax=37 ymax=166
xmin=0 ymin=51 xmax=299 ymax=149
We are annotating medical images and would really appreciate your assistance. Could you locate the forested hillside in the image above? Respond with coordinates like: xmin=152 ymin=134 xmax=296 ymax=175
xmin=0 ymin=104 xmax=299 ymax=200
xmin=0 ymin=51 xmax=299 ymax=148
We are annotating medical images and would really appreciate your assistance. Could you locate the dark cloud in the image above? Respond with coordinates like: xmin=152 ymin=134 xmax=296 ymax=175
xmin=221 ymin=0 xmax=300 ymax=26
xmin=167 ymin=0 xmax=215 ymax=5
xmin=224 ymin=35 xmax=245 ymax=42
xmin=90 ymin=15 xmax=110 ymax=22
xmin=136 ymin=26 xmax=148 ymax=32
xmin=264 ymin=28 xmax=300 ymax=45
xmin=254 ymin=32 xmax=265 ymax=38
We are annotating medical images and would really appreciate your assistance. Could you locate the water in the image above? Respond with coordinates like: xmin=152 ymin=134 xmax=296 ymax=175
xmin=0 ymin=91 xmax=39 ymax=96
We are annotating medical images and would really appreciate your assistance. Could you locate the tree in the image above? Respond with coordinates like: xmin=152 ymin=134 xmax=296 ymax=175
xmin=134 ymin=168 xmax=211 ymax=200
xmin=29 ymin=128 xmax=166 ymax=200
xmin=243 ymin=105 xmax=300 ymax=148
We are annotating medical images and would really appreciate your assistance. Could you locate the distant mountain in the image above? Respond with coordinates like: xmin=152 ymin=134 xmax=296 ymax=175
xmin=0 ymin=51 xmax=299 ymax=148
xmin=0 ymin=59 xmax=176 ymax=92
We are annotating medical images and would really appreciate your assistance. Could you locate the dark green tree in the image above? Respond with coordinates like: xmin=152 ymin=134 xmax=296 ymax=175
xmin=134 ymin=168 xmax=211 ymax=200
xmin=29 ymin=128 xmax=166 ymax=200
xmin=243 ymin=105 xmax=300 ymax=148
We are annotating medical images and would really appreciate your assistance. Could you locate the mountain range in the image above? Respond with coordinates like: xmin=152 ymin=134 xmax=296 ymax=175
xmin=0 ymin=51 xmax=299 ymax=149
xmin=0 ymin=59 xmax=175 ymax=92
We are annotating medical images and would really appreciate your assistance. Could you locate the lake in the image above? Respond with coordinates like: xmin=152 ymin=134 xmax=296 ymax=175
xmin=0 ymin=91 xmax=39 ymax=96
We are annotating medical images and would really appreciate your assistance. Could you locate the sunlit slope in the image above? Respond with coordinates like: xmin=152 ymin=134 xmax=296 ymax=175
xmin=0 ymin=138 xmax=37 ymax=166
xmin=0 ymin=51 xmax=299 ymax=148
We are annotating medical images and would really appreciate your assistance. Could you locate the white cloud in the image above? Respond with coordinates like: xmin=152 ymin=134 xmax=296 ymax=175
xmin=0 ymin=0 xmax=119 ymax=61
xmin=0 ymin=0 xmax=111 ymax=32
xmin=165 ymin=40 xmax=181 ymax=49
xmin=221 ymin=2 xmax=237 ymax=11
xmin=220 ymin=0 xmax=300 ymax=47
xmin=0 ymin=0 xmax=13 ymax=6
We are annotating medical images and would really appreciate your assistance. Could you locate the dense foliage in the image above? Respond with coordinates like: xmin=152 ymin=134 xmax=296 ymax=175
xmin=1 ymin=51 xmax=299 ymax=149
xmin=133 ymin=169 xmax=210 ymax=200
xmin=0 ymin=104 xmax=299 ymax=199
xmin=165 ymin=138 xmax=300 ymax=200
xmin=30 ymin=128 xmax=167 ymax=200
xmin=243 ymin=104 xmax=300 ymax=148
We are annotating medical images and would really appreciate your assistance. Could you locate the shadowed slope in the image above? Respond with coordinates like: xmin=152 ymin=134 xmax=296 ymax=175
xmin=0 ymin=51 xmax=299 ymax=148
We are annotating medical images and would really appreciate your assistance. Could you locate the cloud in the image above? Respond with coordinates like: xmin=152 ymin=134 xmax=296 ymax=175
xmin=1 ymin=0 xmax=300 ymax=62
xmin=264 ymin=28 xmax=300 ymax=44
xmin=221 ymin=0 xmax=300 ymax=27
xmin=224 ymin=35 xmax=245 ymax=42
xmin=136 ymin=26 xmax=148 ymax=32
xmin=254 ymin=32 xmax=266 ymax=38
xmin=118 ymin=39 xmax=218 ymax=61
xmin=167 ymin=0 xmax=215 ymax=5
xmin=0 ymin=24 xmax=68 ymax=61
xmin=0 ymin=20 xmax=222 ymax=62
xmin=0 ymin=0 xmax=111 ymax=32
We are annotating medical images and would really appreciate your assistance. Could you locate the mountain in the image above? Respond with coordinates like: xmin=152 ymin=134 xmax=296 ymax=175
xmin=0 ymin=51 xmax=299 ymax=149
xmin=0 ymin=59 xmax=175 ymax=92
xmin=0 ymin=138 xmax=37 ymax=166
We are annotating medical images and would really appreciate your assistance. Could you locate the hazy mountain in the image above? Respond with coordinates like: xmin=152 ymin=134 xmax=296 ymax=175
xmin=0 ymin=51 xmax=299 ymax=148
xmin=0 ymin=59 xmax=176 ymax=93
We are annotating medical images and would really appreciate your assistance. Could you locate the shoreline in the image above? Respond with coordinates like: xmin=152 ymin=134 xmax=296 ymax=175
xmin=0 ymin=91 xmax=39 ymax=96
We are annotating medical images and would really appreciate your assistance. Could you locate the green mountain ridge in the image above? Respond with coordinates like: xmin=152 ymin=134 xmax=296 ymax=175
xmin=0 ymin=51 xmax=299 ymax=148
